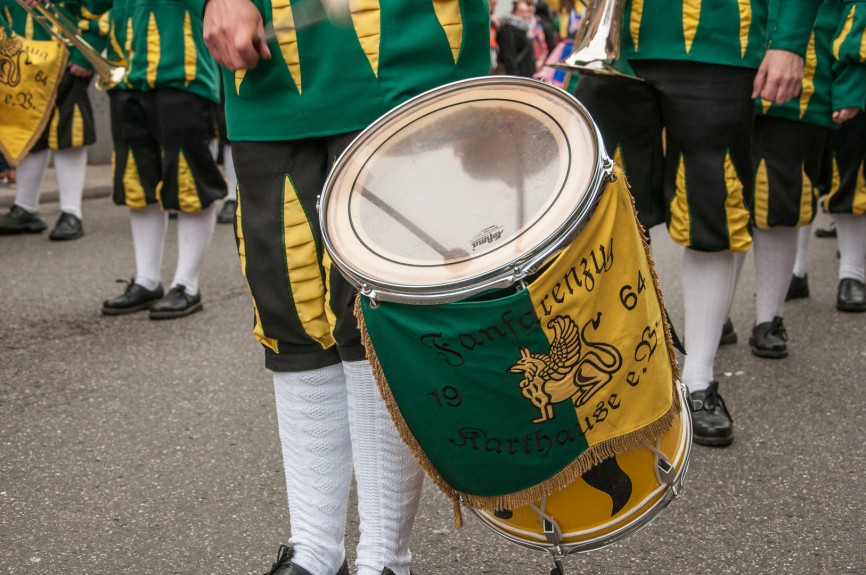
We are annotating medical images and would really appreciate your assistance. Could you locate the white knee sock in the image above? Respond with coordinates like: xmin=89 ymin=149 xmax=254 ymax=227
xmin=835 ymin=213 xmax=866 ymax=282
xmin=223 ymin=145 xmax=237 ymax=201
xmin=753 ymin=227 xmax=798 ymax=323
xmin=129 ymin=204 xmax=167 ymax=290
xmin=681 ymin=248 xmax=737 ymax=393
xmin=274 ymin=365 xmax=352 ymax=575
xmin=14 ymin=150 xmax=50 ymax=212
xmin=53 ymin=147 xmax=87 ymax=219
xmin=172 ymin=203 xmax=217 ymax=295
xmin=793 ymin=223 xmax=811 ymax=278
xmin=345 ymin=360 xmax=424 ymax=575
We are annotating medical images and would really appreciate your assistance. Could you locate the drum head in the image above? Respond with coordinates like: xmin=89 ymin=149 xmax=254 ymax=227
xmin=321 ymin=76 xmax=609 ymax=304
xmin=470 ymin=385 xmax=692 ymax=555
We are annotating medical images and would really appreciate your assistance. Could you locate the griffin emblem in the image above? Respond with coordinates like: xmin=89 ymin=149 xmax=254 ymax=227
xmin=509 ymin=313 xmax=623 ymax=423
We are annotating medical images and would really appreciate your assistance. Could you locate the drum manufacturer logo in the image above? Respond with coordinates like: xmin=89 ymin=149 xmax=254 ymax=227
xmin=471 ymin=225 xmax=504 ymax=251
xmin=509 ymin=313 xmax=623 ymax=423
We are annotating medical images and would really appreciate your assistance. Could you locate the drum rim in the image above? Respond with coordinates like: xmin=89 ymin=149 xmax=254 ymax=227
xmin=468 ymin=382 xmax=693 ymax=556
xmin=319 ymin=75 xmax=612 ymax=305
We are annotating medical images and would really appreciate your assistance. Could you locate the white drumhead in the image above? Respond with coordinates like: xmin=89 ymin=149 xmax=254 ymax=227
xmin=321 ymin=76 xmax=609 ymax=303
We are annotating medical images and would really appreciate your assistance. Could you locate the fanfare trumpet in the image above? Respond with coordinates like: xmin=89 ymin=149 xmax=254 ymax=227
xmin=12 ymin=0 xmax=125 ymax=90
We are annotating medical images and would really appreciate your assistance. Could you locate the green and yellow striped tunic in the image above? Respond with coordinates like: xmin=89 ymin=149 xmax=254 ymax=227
xmin=757 ymin=0 xmax=866 ymax=128
xmin=185 ymin=0 xmax=491 ymax=141
xmin=622 ymin=0 xmax=820 ymax=69
xmin=83 ymin=0 xmax=219 ymax=103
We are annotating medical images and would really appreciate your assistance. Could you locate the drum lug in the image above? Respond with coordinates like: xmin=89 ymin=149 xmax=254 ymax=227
xmin=360 ymin=285 xmax=379 ymax=308
xmin=657 ymin=457 xmax=676 ymax=486
xmin=542 ymin=517 xmax=563 ymax=546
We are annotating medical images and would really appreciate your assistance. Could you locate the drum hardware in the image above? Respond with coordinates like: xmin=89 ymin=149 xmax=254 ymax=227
xmin=13 ymin=0 xmax=126 ymax=90
xmin=554 ymin=0 xmax=642 ymax=81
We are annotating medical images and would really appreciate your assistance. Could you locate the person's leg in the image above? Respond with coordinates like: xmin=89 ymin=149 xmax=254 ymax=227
xmin=787 ymin=223 xmax=812 ymax=300
xmin=149 ymin=89 xmax=226 ymax=319
xmin=0 ymin=150 xmax=49 ymax=234
xmin=835 ymin=213 xmax=866 ymax=311
xmin=642 ymin=60 xmax=757 ymax=446
xmin=50 ymin=146 xmax=88 ymax=240
xmin=345 ymin=360 xmax=423 ymax=575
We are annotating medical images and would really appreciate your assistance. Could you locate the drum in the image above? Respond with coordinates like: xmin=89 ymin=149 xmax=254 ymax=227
xmin=320 ymin=76 xmax=688 ymax=571
xmin=471 ymin=381 xmax=691 ymax=555
xmin=320 ymin=76 xmax=611 ymax=305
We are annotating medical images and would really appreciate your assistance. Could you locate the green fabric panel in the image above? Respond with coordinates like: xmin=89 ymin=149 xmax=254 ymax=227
xmin=361 ymin=289 xmax=590 ymax=498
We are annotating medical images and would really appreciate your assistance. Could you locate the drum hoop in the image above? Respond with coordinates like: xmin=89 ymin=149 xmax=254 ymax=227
xmin=320 ymin=76 xmax=612 ymax=305
xmin=468 ymin=382 xmax=693 ymax=556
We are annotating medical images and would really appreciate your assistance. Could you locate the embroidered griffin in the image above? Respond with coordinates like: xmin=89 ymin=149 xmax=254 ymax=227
xmin=509 ymin=313 xmax=623 ymax=423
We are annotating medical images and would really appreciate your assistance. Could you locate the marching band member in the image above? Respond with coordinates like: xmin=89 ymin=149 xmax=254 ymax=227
xmin=195 ymin=0 xmax=489 ymax=573
xmin=84 ymin=0 xmax=227 ymax=319
xmin=573 ymin=0 xmax=820 ymax=446
xmin=0 ymin=0 xmax=101 ymax=241
xmin=748 ymin=0 xmax=866 ymax=359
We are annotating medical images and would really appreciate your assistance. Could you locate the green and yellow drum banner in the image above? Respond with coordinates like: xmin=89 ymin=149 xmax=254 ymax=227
xmin=357 ymin=169 xmax=681 ymax=524
xmin=0 ymin=24 xmax=67 ymax=166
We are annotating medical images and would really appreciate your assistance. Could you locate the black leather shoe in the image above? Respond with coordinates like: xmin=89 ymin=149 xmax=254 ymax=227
xmin=49 ymin=212 xmax=84 ymax=241
xmin=217 ymin=199 xmax=236 ymax=224
xmin=102 ymin=279 xmax=164 ymax=315
xmin=263 ymin=545 xmax=349 ymax=575
xmin=815 ymin=221 xmax=836 ymax=238
xmin=149 ymin=285 xmax=203 ymax=319
xmin=785 ymin=274 xmax=809 ymax=301
xmin=749 ymin=316 xmax=788 ymax=359
xmin=382 ymin=569 xmax=417 ymax=575
xmin=719 ymin=317 xmax=737 ymax=346
xmin=837 ymin=278 xmax=866 ymax=312
xmin=0 ymin=205 xmax=47 ymax=234
xmin=689 ymin=382 xmax=733 ymax=447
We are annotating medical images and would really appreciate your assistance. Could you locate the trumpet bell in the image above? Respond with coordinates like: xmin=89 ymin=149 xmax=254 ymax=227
xmin=553 ymin=0 xmax=643 ymax=81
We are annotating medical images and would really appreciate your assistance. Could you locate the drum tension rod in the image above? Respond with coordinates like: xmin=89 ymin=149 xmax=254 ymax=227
xmin=542 ymin=518 xmax=569 ymax=574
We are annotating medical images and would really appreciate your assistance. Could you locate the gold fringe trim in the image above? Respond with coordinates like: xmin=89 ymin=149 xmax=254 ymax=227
xmin=354 ymin=175 xmax=681 ymax=525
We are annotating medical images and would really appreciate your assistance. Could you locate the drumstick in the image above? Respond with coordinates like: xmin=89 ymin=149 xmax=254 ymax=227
xmin=358 ymin=185 xmax=468 ymax=260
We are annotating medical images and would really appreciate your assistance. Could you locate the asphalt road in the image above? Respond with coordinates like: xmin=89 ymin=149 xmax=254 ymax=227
xmin=1 ymin=195 xmax=864 ymax=575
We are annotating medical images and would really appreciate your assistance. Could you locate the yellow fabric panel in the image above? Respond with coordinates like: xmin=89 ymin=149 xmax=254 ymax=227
xmin=630 ymin=0 xmax=643 ymax=51
xmin=723 ymin=152 xmax=751 ymax=252
xmin=48 ymin=110 xmax=60 ymax=150
xmin=760 ymin=98 xmax=772 ymax=114
xmin=854 ymin=163 xmax=866 ymax=215
xmin=25 ymin=13 xmax=33 ymax=38
xmin=234 ymin=70 xmax=247 ymax=94
xmin=98 ymin=12 xmax=110 ymax=36
xmin=71 ymin=103 xmax=84 ymax=147
xmin=682 ymin=0 xmax=701 ymax=54
xmin=120 ymin=151 xmax=148 ymax=209
xmin=146 ymin=12 xmax=160 ymax=89
xmin=282 ymin=175 xmax=335 ymax=348
xmin=271 ymin=0 xmax=302 ymax=92
xmin=183 ymin=11 xmax=197 ymax=87
xmin=753 ymin=158 xmax=770 ymax=229
xmin=613 ymin=145 xmax=625 ymax=173
xmin=799 ymin=34 xmax=817 ymax=118
xmin=236 ymin=193 xmax=280 ymax=353
xmin=432 ymin=0 xmax=464 ymax=64
xmin=737 ymin=0 xmax=751 ymax=58
xmin=351 ymin=0 xmax=382 ymax=76
xmin=823 ymin=156 xmax=841 ymax=213
xmin=177 ymin=151 xmax=202 ymax=212
xmin=797 ymin=163 xmax=815 ymax=227
xmin=668 ymin=154 xmax=691 ymax=245
xmin=833 ymin=5 xmax=855 ymax=60
xmin=527 ymin=171 xmax=675 ymax=448
xmin=322 ymin=248 xmax=339 ymax=341
xmin=4 ymin=8 xmax=11 ymax=26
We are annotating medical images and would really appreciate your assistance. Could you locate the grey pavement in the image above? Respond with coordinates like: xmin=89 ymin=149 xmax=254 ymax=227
xmin=0 ymin=171 xmax=865 ymax=575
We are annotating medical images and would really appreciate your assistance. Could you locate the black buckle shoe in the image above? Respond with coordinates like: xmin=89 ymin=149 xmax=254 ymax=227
xmin=102 ymin=279 xmax=164 ymax=315
xmin=0 ymin=205 xmax=47 ymax=234
xmin=719 ymin=317 xmax=737 ymax=346
xmin=262 ymin=545 xmax=349 ymax=575
xmin=149 ymin=285 xmax=203 ymax=319
xmin=815 ymin=221 xmax=837 ymax=238
xmin=49 ymin=212 xmax=84 ymax=241
xmin=785 ymin=273 xmax=809 ymax=301
xmin=689 ymin=382 xmax=733 ymax=447
xmin=217 ymin=199 xmax=237 ymax=224
xmin=749 ymin=316 xmax=788 ymax=359
xmin=837 ymin=278 xmax=866 ymax=312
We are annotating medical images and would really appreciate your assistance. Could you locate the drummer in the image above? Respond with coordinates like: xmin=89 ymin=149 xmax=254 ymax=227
xmin=574 ymin=0 xmax=820 ymax=447
xmin=196 ymin=1 xmax=490 ymax=574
